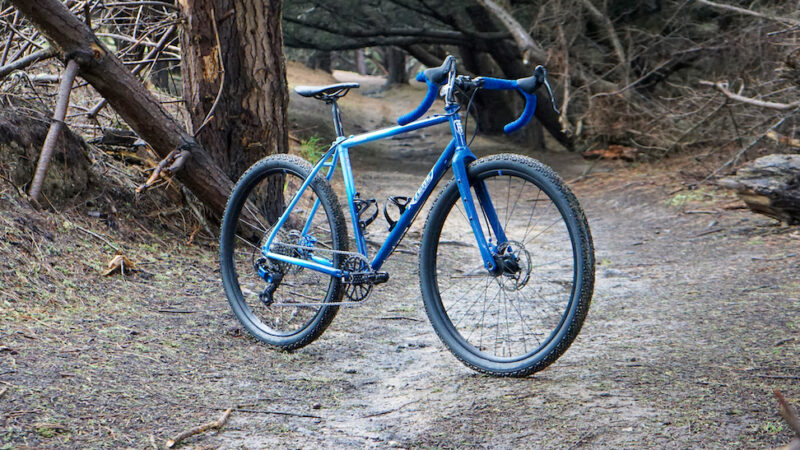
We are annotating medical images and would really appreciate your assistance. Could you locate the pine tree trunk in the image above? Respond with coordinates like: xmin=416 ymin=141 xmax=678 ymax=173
xmin=384 ymin=47 xmax=408 ymax=86
xmin=180 ymin=0 xmax=289 ymax=181
xmin=308 ymin=50 xmax=332 ymax=73
xmin=355 ymin=49 xmax=367 ymax=75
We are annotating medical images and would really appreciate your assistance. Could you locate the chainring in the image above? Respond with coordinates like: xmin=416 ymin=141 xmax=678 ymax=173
xmin=343 ymin=255 xmax=373 ymax=302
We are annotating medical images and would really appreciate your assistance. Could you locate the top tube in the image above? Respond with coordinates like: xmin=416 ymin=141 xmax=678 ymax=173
xmin=338 ymin=114 xmax=451 ymax=149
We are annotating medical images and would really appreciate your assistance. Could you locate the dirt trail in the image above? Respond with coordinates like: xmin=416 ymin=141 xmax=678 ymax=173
xmin=213 ymin=134 xmax=799 ymax=448
xmin=1 ymin=68 xmax=798 ymax=448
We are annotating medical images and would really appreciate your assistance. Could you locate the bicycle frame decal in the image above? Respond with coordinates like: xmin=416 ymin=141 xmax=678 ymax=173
xmin=262 ymin=111 xmax=506 ymax=276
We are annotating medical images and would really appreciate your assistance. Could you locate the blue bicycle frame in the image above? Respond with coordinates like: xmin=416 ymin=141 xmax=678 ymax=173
xmin=260 ymin=105 xmax=507 ymax=279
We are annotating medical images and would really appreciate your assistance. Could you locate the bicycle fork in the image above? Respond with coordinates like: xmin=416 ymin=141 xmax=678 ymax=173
xmin=451 ymin=147 xmax=509 ymax=275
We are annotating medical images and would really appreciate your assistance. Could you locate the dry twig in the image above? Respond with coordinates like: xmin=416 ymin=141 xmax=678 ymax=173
xmin=699 ymin=80 xmax=800 ymax=111
xmin=165 ymin=408 xmax=232 ymax=448
xmin=0 ymin=46 xmax=56 ymax=79
xmin=766 ymin=130 xmax=800 ymax=148
xmin=774 ymin=390 xmax=800 ymax=439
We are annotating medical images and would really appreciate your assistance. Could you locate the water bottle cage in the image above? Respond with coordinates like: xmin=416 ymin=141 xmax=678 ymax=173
xmin=353 ymin=194 xmax=378 ymax=231
xmin=383 ymin=196 xmax=411 ymax=231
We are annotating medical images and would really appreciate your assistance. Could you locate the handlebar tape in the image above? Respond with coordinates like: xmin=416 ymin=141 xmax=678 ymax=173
xmin=398 ymin=71 xmax=439 ymax=126
xmin=479 ymin=77 xmax=538 ymax=133
xmin=504 ymin=92 xmax=537 ymax=134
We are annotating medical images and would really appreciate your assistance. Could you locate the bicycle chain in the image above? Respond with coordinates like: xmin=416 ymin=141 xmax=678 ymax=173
xmin=265 ymin=237 xmax=370 ymax=269
xmin=261 ymin=235 xmax=382 ymax=307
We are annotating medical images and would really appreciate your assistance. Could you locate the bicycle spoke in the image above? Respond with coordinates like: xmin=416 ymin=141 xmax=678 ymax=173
xmin=521 ymin=188 xmax=542 ymax=244
xmin=504 ymin=179 xmax=526 ymax=232
xmin=222 ymin=161 xmax=345 ymax=344
xmin=428 ymin=161 xmax=585 ymax=363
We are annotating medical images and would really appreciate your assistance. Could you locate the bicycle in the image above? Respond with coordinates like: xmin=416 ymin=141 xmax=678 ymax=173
xmin=219 ymin=56 xmax=595 ymax=377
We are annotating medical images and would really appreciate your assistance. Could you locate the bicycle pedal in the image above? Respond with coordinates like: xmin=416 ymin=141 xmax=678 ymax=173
xmin=342 ymin=271 xmax=389 ymax=285
xmin=383 ymin=196 xmax=411 ymax=231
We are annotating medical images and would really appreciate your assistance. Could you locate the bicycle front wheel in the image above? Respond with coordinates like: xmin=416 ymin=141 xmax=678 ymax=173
xmin=220 ymin=154 xmax=348 ymax=350
xmin=420 ymin=154 xmax=594 ymax=376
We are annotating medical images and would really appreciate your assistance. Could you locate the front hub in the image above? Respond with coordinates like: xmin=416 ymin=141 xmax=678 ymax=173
xmin=493 ymin=241 xmax=532 ymax=291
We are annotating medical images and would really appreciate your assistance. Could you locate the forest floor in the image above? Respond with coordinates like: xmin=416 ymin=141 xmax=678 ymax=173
xmin=1 ymin=65 xmax=799 ymax=449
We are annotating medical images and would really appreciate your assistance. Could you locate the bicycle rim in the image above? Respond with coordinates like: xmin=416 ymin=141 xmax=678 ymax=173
xmin=223 ymin=161 xmax=343 ymax=342
xmin=426 ymin=160 xmax=585 ymax=365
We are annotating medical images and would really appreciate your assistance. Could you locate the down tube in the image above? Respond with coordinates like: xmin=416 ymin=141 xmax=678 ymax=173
xmin=371 ymin=140 xmax=456 ymax=270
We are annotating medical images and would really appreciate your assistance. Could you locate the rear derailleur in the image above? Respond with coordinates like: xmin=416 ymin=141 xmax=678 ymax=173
xmin=255 ymin=257 xmax=283 ymax=306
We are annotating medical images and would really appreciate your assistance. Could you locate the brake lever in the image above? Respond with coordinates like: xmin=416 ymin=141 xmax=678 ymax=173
xmin=540 ymin=69 xmax=561 ymax=115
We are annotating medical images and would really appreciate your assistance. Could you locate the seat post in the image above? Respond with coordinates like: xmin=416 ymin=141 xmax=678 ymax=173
xmin=326 ymin=98 xmax=344 ymax=137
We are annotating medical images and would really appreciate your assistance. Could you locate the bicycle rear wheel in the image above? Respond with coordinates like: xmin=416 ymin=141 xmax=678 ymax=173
xmin=420 ymin=154 xmax=594 ymax=376
xmin=219 ymin=154 xmax=348 ymax=349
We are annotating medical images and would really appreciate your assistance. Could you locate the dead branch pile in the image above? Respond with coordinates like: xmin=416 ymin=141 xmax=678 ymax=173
xmin=2 ymin=0 xmax=798 ymax=185
xmin=536 ymin=0 xmax=800 ymax=165
xmin=0 ymin=0 xmax=184 ymax=185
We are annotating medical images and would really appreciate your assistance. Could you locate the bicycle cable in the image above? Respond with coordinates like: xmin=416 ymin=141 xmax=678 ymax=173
xmin=461 ymin=85 xmax=481 ymax=147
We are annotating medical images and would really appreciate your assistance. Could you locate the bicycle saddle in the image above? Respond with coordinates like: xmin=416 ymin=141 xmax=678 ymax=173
xmin=294 ymin=83 xmax=360 ymax=100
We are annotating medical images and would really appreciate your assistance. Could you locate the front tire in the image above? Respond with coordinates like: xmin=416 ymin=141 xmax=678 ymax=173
xmin=420 ymin=154 xmax=594 ymax=376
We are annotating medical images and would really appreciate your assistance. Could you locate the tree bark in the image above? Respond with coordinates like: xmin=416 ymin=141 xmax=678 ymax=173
xmin=29 ymin=58 xmax=79 ymax=203
xmin=355 ymin=49 xmax=367 ymax=75
xmin=384 ymin=47 xmax=408 ymax=86
xmin=10 ymin=0 xmax=235 ymax=217
xmin=180 ymin=0 xmax=289 ymax=181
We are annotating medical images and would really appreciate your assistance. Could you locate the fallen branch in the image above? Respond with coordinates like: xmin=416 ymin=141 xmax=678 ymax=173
xmin=226 ymin=407 xmax=322 ymax=419
xmin=766 ymin=130 xmax=800 ymax=148
xmin=135 ymin=146 xmax=191 ymax=192
xmin=75 ymin=225 xmax=120 ymax=252
xmin=475 ymin=0 xmax=546 ymax=65
xmin=165 ymin=407 xmax=231 ymax=448
xmin=0 ymin=46 xmax=57 ymax=79
xmin=759 ymin=374 xmax=800 ymax=380
xmin=704 ymin=105 xmax=800 ymax=181
xmin=775 ymin=390 xmax=800 ymax=437
xmin=700 ymin=80 xmax=800 ymax=110
xmin=29 ymin=58 xmax=80 ymax=204
xmin=360 ymin=399 xmax=419 ymax=419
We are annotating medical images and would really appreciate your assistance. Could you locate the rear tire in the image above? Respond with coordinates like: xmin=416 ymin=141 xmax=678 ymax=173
xmin=219 ymin=154 xmax=348 ymax=350
xmin=419 ymin=154 xmax=594 ymax=376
